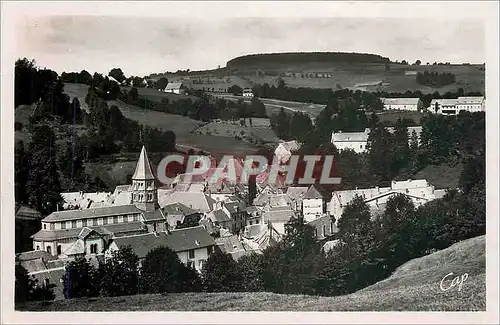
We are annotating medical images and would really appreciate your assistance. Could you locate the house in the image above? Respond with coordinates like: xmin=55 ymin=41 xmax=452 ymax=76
xmin=456 ymin=96 xmax=485 ymax=113
xmin=31 ymin=146 xmax=167 ymax=259
xmin=427 ymin=96 xmax=485 ymax=115
xmin=285 ymin=186 xmax=309 ymax=211
xmin=223 ymin=200 xmax=247 ymax=234
xmin=106 ymin=226 xmax=216 ymax=273
xmin=330 ymin=128 xmax=370 ymax=153
xmin=242 ymin=88 xmax=254 ymax=97
xmin=245 ymin=206 xmax=264 ymax=227
xmin=427 ymin=98 xmax=459 ymax=115
xmin=205 ymin=207 xmax=233 ymax=232
xmin=380 ymin=98 xmax=421 ymax=111
xmin=329 ymin=179 xmax=446 ymax=223
xmin=274 ymin=140 xmax=301 ymax=163
xmin=262 ymin=207 xmax=296 ymax=235
xmin=164 ymin=82 xmax=186 ymax=95
xmin=159 ymin=191 xmax=216 ymax=214
xmin=307 ymin=215 xmax=338 ymax=240
xmin=61 ymin=191 xmax=112 ymax=210
xmin=214 ymin=234 xmax=248 ymax=261
xmin=161 ymin=202 xmax=200 ymax=229
xmin=302 ymin=185 xmax=325 ymax=222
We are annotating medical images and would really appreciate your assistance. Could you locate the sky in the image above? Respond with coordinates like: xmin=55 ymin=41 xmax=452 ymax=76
xmin=16 ymin=16 xmax=485 ymax=77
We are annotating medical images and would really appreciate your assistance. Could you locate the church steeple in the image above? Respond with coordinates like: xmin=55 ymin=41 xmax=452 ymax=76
xmin=131 ymin=146 xmax=158 ymax=211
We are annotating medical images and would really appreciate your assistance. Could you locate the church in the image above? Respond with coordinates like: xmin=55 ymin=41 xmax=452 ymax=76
xmin=30 ymin=146 xmax=212 ymax=262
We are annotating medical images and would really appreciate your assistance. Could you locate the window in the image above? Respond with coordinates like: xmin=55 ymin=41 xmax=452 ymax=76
xmin=314 ymin=228 xmax=318 ymax=237
xmin=188 ymin=249 xmax=195 ymax=259
xmin=36 ymin=245 xmax=40 ymax=250
xmin=71 ymin=220 xmax=77 ymax=228
xmin=50 ymin=223 xmax=55 ymax=230
xmin=57 ymin=245 xmax=62 ymax=255
xmin=90 ymin=244 xmax=98 ymax=254
xmin=47 ymin=246 xmax=52 ymax=254
xmin=133 ymin=214 xmax=138 ymax=222
xmin=61 ymin=222 xmax=66 ymax=230
xmin=323 ymin=224 xmax=326 ymax=237
xmin=153 ymin=223 xmax=157 ymax=232
xmin=82 ymin=219 xmax=87 ymax=227
xmin=113 ymin=216 xmax=118 ymax=224
xmin=103 ymin=218 xmax=108 ymax=225
xmin=199 ymin=259 xmax=206 ymax=270
xmin=43 ymin=224 xmax=47 ymax=230
xmin=330 ymin=222 xmax=334 ymax=233
xmin=148 ymin=194 xmax=153 ymax=201
xmin=249 ymin=220 xmax=253 ymax=225
xmin=187 ymin=260 xmax=194 ymax=269
xmin=93 ymin=218 xmax=98 ymax=226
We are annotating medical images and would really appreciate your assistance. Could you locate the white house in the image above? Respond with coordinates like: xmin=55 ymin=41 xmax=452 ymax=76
xmin=164 ymin=82 xmax=186 ymax=95
xmin=331 ymin=128 xmax=370 ymax=153
xmin=274 ymin=140 xmax=301 ymax=163
xmin=106 ymin=226 xmax=215 ymax=273
xmin=381 ymin=98 xmax=421 ymax=111
xmin=242 ymin=88 xmax=254 ymax=97
xmin=285 ymin=186 xmax=309 ymax=211
xmin=262 ymin=207 xmax=296 ymax=235
xmin=302 ymin=185 xmax=324 ymax=222
xmin=456 ymin=96 xmax=485 ymax=113
xmin=329 ymin=179 xmax=447 ymax=224
xmin=427 ymin=96 xmax=485 ymax=115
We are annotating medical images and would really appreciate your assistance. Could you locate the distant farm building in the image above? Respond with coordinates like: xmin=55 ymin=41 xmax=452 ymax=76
xmin=242 ymin=88 xmax=254 ymax=98
xmin=380 ymin=97 xmax=422 ymax=111
xmin=164 ymin=82 xmax=187 ymax=95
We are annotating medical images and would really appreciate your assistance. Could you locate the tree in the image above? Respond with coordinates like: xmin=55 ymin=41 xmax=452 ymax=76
xmin=109 ymin=68 xmax=126 ymax=83
xmin=15 ymin=140 xmax=29 ymax=204
xmin=155 ymin=77 xmax=169 ymax=90
xmin=15 ymin=264 xmax=32 ymax=303
xmin=337 ymin=195 xmax=372 ymax=247
xmin=228 ymin=85 xmax=243 ymax=96
xmin=414 ymin=60 xmax=422 ymax=65
xmin=366 ymin=113 xmax=393 ymax=184
xmin=390 ymin=118 xmax=410 ymax=174
xmin=140 ymin=246 xmax=186 ymax=293
xmin=202 ymin=251 xmax=242 ymax=292
xmin=237 ymin=254 xmax=265 ymax=292
xmin=26 ymin=125 xmax=63 ymax=214
xmin=128 ymin=87 xmax=139 ymax=103
xmin=63 ymin=256 xmax=101 ymax=299
xmin=100 ymin=246 xmax=140 ymax=297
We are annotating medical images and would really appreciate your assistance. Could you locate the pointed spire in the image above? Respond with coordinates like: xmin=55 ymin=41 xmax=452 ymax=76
xmin=132 ymin=146 xmax=155 ymax=180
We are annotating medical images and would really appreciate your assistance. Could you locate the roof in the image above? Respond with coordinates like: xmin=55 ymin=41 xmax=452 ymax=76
xmin=42 ymin=205 xmax=142 ymax=222
xmin=63 ymin=239 xmax=85 ymax=256
xmin=429 ymin=98 xmax=459 ymax=107
xmin=254 ymin=223 xmax=283 ymax=249
xmin=78 ymin=227 xmax=95 ymax=239
xmin=209 ymin=209 xmax=231 ymax=223
xmin=16 ymin=250 xmax=57 ymax=262
xmin=322 ymin=239 xmax=342 ymax=254
xmin=331 ymin=130 xmax=369 ymax=143
xmin=303 ymin=185 xmax=323 ymax=199
xmin=223 ymin=201 xmax=245 ymax=214
xmin=112 ymin=226 xmax=215 ymax=258
xmin=457 ymin=96 xmax=485 ymax=104
xmin=307 ymin=215 xmax=338 ymax=239
xmin=164 ymin=82 xmax=183 ymax=90
xmin=142 ymin=209 xmax=166 ymax=222
xmin=32 ymin=222 xmax=147 ymax=241
xmin=159 ymin=192 xmax=216 ymax=213
xmin=243 ymin=224 xmax=264 ymax=239
xmin=381 ymin=97 xmax=420 ymax=105
xmin=132 ymin=146 xmax=155 ymax=180
xmin=279 ymin=140 xmax=301 ymax=152
xmin=162 ymin=202 xmax=197 ymax=216
xmin=263 ymin=208 xmax=296 ymax=223
xmin=285 ymin=187 xmax=309 ymax=201
xmin=214 ymin=235 xmax=246 ymax=258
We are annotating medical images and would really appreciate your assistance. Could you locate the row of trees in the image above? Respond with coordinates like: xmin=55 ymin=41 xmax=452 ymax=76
xmin=416 ymin=71 xmax=457 ymax=88
xmin=119 ymin=87 xmax=267 ymax=121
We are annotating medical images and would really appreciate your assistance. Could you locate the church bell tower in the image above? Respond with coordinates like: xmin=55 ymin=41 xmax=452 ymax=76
xmin=131 ymin=146 xmax=158 ymax=212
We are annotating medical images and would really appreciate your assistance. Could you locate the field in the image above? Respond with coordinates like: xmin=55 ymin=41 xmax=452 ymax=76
xmin=377 ymin=110 xmax=428 ymax=125
xmin=119 ymin=86 xmax=198 ymax=103
xmin=227 ymin=62 xmax=485 ymax=94
xmin=195 ymin=120 xmax=280 ymax=144
xmin=17 ymin=235 xmax=485 ymax=312
xmin=63 ymin=83 xmax=91 ymax=112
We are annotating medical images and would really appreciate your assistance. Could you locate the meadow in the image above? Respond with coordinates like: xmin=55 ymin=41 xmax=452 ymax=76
xmin=17 ymin=235 xmax=485 ymax=311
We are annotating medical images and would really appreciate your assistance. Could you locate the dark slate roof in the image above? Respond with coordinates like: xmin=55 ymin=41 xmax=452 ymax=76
xmin=162 ymin=203 xmax=196 ymax=216
xmin=113 ymin=226 xmax=215 ymax=258
xmin=303 ymin=185 xmax=323 ymax=199
xmin=43 ymin=205 xmax=142 ymax=222
xmin=16 ymin=250 xmax=57 ymax=262
xmin=211 ymin=209 xmax=231 ymax=222
xmin=142 ymin=209 xmax=166 ymax=222
xmin=32 ymin=222 xmax=147 ymax=241
xmin=224 ymin=201 xmax=244 ymax=214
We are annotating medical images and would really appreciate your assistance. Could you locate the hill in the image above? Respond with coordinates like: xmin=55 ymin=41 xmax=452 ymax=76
xmin=18 ymin=235 xmax=485 ymax=311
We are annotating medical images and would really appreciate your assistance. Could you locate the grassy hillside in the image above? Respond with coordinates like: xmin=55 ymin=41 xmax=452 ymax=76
xmin=18 ymin=235 xmax=485 ymax=311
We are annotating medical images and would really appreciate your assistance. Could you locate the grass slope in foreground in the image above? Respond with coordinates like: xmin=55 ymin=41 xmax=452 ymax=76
xmin=18 ymin=235 xmax=485 ymax=311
